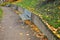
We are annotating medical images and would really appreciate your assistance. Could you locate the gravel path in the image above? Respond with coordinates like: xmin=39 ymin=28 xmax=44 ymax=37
xmin=0 ymin=7 xmax=40 ymax=40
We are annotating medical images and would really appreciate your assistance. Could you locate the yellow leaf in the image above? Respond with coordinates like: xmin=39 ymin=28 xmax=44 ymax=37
xmin=57 ymin=20 xmax=60 ymax=22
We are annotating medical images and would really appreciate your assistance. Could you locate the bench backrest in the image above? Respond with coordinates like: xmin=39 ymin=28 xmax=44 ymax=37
xmin=19 ymin=9 xmax=31 ymax=21
xmin=24 ymin=9 xmax=31 ymax=18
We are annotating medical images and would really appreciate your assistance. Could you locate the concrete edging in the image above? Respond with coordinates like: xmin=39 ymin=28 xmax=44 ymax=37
xmin=31 ymin=13 xmax=59 ymax=40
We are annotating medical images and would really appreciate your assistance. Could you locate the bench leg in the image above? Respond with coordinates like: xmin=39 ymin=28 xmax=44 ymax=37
xmin=19 ymin=20 xmax=24 ymax=25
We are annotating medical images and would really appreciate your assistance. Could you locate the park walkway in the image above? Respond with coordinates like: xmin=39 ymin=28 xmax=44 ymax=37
xmin=0 ymin=7 xmax=40 ymax=40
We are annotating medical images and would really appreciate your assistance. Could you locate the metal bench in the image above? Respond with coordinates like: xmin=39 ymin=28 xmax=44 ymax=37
xmin=19 ymin=9 xmax=31 ymax=25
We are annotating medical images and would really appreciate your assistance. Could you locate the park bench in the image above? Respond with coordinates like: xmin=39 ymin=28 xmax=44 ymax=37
xmin=19 ymin=9 xmax=31 ymax=24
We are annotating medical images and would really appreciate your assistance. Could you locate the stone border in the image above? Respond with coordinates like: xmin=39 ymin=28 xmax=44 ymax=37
xmin=31 ymin=13 xmax=59 ymax=40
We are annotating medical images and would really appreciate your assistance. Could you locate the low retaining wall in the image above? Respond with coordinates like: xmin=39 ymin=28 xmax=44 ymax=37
xmin=31 ymin=13 xmax=58 ymax=40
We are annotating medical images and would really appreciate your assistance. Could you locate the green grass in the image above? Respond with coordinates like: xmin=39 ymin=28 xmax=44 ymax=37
xmin=36 ymin=0 xmax=60 ymax=28
xmin=15 ymin=0 xmax=39 ymax=8
xmin=0 ymin=8 xmax=3 ymax=20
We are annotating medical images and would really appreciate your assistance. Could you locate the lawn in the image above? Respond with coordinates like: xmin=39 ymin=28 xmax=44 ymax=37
xmin=36 ymin=0 xmax=60 ymax=29
xmin=15 ymin=0 xmax=39 ymax=8
xmin=0 ymin=8 xmax=3 ymax=20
